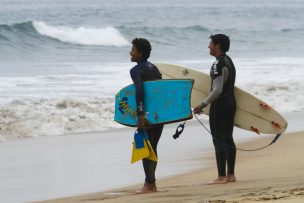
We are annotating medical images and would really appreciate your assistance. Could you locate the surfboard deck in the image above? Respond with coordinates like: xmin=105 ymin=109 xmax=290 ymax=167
xmin=156 ymin=63 xmax=288 ymax=135
xmin=114 ymin=79 xmax=193 ymax=126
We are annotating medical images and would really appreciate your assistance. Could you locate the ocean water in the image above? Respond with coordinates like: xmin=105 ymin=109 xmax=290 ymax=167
xmin=1 ymin=0 xmax=304 ymax=141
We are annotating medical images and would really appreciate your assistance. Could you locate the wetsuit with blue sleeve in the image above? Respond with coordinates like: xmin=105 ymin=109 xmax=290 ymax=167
xmin=202 ymin=54 xmax=236 ymax=177
xmin=130 ymin=60 xmax=163 ymax=184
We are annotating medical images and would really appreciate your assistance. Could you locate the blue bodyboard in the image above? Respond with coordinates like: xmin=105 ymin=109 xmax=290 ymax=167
xmin=114 ymin=79 xmax=193 ymax=126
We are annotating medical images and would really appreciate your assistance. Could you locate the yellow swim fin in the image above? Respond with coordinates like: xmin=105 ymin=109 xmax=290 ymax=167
xmin=145 ymin=139 xmax=158 ymax=162
xmin=131 ymin=140 xmax=150 ymax=164
xmin=131 ymin=129 xmax=158 ymax=164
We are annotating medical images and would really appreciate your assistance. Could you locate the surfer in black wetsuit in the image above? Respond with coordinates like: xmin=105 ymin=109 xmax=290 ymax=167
xmin=194 ymin=34 xmax=237 ymax=184
xmin=129 ymin=38 xmax=164 ymax=193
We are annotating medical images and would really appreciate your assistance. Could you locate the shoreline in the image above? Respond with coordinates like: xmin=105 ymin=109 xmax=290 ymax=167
xmin=1 ymin=111 xmax=302 ymax=143
xmin=38 ymin=130 xmax=304 ymax=203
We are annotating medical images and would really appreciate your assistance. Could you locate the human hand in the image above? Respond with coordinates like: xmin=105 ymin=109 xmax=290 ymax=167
xmin=193 ymin=101 xmax=208 ymax=114
xmin=137 ymin=115 xmax=150 ymax=129
xmin=193 ymin=105 xmax=203 ymax=114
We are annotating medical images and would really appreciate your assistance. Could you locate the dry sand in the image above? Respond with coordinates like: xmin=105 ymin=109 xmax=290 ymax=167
xmin=39 ymin=131 xmax=304 ymax=203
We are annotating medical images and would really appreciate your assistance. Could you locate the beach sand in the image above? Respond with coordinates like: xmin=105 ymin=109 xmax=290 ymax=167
xmin=39 ymin=131 xmax=304 ymax=203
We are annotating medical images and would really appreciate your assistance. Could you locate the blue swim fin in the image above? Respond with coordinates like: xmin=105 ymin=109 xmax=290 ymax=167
xmin=134 ymin=130 xmax=145 ymax=149
xmin=131 ymin=130 xmax=149 ymax=164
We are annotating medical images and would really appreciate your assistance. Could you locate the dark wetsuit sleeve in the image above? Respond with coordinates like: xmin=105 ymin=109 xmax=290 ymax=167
xmin=130 ymin=67 xmax=144 ymax=115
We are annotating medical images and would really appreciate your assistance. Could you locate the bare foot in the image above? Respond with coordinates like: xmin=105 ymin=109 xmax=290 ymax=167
xmin=208 ymin=177 xmax=227 ymax=185
xmin=135 ymin=182 xmax=157 ymax=194
xmin=226 ymin=175 xmax=236 ymax=182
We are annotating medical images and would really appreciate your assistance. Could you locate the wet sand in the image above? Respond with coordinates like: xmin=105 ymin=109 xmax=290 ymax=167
xmin=39 ymin=131 xmax=304 ymax=203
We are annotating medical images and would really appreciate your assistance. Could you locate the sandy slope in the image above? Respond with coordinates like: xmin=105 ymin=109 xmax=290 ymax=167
xmin=39 ymin=131 xmax=304 ymax=203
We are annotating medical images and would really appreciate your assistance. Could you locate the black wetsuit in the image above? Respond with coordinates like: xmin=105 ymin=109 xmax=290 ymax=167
xmin=130 ymin=60 xmax=163 ymax=184
xmin=209 ymin=54 xmax=236 ymax=177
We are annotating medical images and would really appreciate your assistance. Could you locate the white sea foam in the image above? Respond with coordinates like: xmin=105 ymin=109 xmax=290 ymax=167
xmin=0 ymin=98 xmax=121 ymax=142
xmin=0 ymin=62 xmax=132 ymax=141
xmin=33 ymin=21 xmax=129 ymax=46
xmin=0 ymin=58 xmax=303 ymax=141
xmin=233 ymin=57 xmax=304 ymax=113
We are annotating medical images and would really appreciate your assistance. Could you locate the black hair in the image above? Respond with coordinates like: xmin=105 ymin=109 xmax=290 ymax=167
xmin=210 ymin=34 xmax=230 ymax=52
xmin=132 ymin=38 xmax=152 ymax=60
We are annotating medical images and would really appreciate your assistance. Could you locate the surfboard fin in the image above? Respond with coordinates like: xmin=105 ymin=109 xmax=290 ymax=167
xmin=250 ymin=126 xmax=260 ymax=134
xmin=271 ymin=121 xmax=283 ymax=129
xmin=260 ymin=102 xmax=270 ymax=109
xmin=131 ymin=130 xmax=158 ymax=164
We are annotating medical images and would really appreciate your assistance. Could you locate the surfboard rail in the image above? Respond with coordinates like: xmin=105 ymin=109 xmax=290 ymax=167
xmin=156 ymin=63 xmax=288 ymax=135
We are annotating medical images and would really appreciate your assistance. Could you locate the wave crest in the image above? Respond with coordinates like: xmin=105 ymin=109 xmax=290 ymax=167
xmin=33 ymin=21 xmax=129 ymax=46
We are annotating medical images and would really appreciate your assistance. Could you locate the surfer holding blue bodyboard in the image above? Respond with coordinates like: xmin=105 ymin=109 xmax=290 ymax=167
xmin=129 ymin=38 xmax=164 ymax=194
xmin=194 ymin=34 xmax=237 ymax=184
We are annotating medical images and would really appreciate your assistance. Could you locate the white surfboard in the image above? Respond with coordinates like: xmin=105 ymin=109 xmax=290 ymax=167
xmin=156 ymin=63 xmax=288 ymax=135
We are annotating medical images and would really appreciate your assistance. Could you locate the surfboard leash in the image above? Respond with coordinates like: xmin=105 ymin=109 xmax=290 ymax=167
xmin=173 ymin=121 xmax=187 ymax=139
xmin=192 ymin=113 xmax=282 ymax=152
xmin=172 ymin=113 xmax=282 ymax=152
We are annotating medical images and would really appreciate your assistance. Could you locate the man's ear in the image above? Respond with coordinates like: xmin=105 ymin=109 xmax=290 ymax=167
xmin=138 ymin=52 xmax=144 ymax=60
xmin=215 ymin=44 xmax=222 ymax=53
